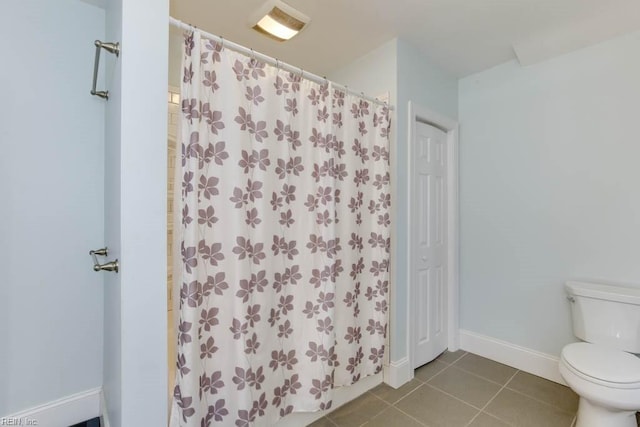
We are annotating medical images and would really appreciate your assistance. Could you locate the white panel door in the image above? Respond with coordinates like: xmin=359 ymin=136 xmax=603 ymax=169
xmin=412 ymin=121 xmax=448 ymax=368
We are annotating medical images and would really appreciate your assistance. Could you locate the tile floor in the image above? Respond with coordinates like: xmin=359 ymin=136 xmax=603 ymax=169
xmin=308 ymin=350 xmax=640 ymax=427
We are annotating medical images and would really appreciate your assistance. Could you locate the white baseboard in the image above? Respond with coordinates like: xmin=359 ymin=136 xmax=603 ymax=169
xmin=4 ymin=388 xmax=101 ymax=427
xmin=383 ymin=357 xmax=412 ymax=388
xmin=459 ymin=329 xmax=566 ymax=385
xmin=273 ymin=373 xmax=382 ymax=427
xmin=100 ymin=390 xmax=111 ymax=427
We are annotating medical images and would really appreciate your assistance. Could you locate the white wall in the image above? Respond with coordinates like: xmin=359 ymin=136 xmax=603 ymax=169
xmin=394 ymin=39 xmax=458 ymax=361
xmin=103 ymin=0 xmax=123 ymax=424
xmin=104 ymin=0 xmax=169 ymax=425
xmin=459 ymin=31 xmax=640 ymax=355
xmin=329 ymin=38 xmax=398 ymax=107
xmin=0 ymin=0 xmax=105 ymax=416
xmin=329 ymin=38 xmax=459 ymax=364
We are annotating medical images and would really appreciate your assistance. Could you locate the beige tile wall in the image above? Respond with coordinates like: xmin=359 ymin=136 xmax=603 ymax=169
xmin=167 ymin=87 xmax=179 ymax=312
xmin=167 ymin=88 xmax=179 ymax=400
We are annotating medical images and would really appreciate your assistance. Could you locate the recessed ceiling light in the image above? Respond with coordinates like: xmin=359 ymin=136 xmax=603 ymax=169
xmin=252 ymin=0 xmax=310 ymax=42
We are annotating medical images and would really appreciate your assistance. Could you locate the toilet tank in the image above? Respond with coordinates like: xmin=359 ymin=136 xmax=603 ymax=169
xmin=566 ymin=281 xmax=640 ymax=353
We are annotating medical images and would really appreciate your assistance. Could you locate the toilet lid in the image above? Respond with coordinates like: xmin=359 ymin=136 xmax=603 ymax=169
xmin=562 ymin=342 xmax=640 ymax=384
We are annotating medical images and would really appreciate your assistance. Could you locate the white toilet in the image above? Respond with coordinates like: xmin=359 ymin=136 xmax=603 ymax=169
xmin=560 ymin=281 xmax=640 ymax=427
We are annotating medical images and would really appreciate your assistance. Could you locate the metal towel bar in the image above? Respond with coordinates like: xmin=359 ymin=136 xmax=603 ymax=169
xmin=91 ymin=40 xmax=120 ymax=100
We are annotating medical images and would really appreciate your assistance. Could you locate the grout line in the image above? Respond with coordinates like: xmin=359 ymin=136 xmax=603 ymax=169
xmin=503 ymin=385 xmax=576 ymax=416
xmin=390 ymin=405 xmax=430 ymax=427
xmin=423 ymin=363 xmax=451 ymax=383
xmin=446 ymin=350 xmax=469 ymax=365
xmin=414 ymin=361 xmax=449 ymax=384
xmin=323 ymin=416 xmax=339 ymax=426
xmin=326 ymin=392 xmax=389 ymax=426
xmin=423 ymin=383 xmax=485 ymax=411
xmin=449 ymin=364 xmax=516 ymax=387
xmin=465 ymin=369 xmax=520 ymax=427
xmin=438 ymin=363 xmax=512 ymax=388
xmin=387 ymin=380 xmax=425 ymax=406
xmin=386 ymin=391 xmax=430 ymax=427
xmin=387 ymin=383 xmax=423 ymax=405
xmin=435 ymin=355 xmax=452 ymax=366
xmin=357 ymin=393 xmax=399 ymax=426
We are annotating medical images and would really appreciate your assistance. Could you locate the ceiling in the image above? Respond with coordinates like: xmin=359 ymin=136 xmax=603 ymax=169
xmin=170 ymin=0 xmax=640 ymax=77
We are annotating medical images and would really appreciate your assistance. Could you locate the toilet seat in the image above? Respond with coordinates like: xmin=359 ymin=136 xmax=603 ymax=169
xmin=561 ymin=343 xmax=640 ymax=388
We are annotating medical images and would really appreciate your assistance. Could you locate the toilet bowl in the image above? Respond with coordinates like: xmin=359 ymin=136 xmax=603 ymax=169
xmin=559 ymin=342 xmax=640 ymax=427
xmin=561 ymin=281 xmax=640 ymax=427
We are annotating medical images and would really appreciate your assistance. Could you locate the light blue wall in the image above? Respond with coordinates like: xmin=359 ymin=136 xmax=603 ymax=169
xmin=0 ymin=0 xmax=105 ymax=415
xmin=329 ymin=38 xmax=458 ymax=362
xmin=458 ymin=31 xmax=640 ymax=355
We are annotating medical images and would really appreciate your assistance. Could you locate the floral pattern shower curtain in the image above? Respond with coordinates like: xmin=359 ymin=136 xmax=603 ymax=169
xmin=171 ymin=30 xmax=391 ymax=427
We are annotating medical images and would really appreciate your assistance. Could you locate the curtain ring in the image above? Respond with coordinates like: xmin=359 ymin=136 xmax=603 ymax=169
xmin=299 ymin=67 xmax=304 ymax=79
xmin=219 ymin=36 xmax=224 ymax=50
xmin=275 ymin=58 xmax=280 ymax=71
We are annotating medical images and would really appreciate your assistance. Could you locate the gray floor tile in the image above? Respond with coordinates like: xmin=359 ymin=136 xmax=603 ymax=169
xmin=468 ymin=412 xmax=511 ymax=427
xmin=395 ymin=384 xmax=479 ymax=426
xmin=485 ymin=389 xmax=574 ymax=427
xmin=327 ymin=392 xmax=389 ymax=426
xmin=364 ymin=406 xmax=425 ymax=427
xmin=507 ymin=371 xmax=579 ymax=413
xmin=437 ymin=349 xmax=468 ymax=364
xmin=454 ymin=353 xmax=517 ymax=385
xmin=415 ymin=360 xmax=449 ymax=382
xmin=307 ymin=416 xmax=338 ymax=427
xmin=370 ymin=378 xmax=422 ymax=404
xmin=428 ymin=366 xmax=502 ymax=409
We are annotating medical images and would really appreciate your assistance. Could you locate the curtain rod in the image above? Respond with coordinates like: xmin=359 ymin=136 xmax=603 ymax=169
xmin=169 ymin=16 xmax=393 ymax=110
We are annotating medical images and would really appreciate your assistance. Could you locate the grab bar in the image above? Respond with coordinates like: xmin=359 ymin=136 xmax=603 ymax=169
xmin=91 ymin=40 xmax=120 ymax=100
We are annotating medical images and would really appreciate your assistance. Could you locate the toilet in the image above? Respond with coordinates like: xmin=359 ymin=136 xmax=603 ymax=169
xmin=560 ymin=281 xmax=640 ymax=427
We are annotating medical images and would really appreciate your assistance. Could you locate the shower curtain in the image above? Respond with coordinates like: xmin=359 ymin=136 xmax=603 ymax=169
xmin=171 ymin=30 xmax=391 ymax=427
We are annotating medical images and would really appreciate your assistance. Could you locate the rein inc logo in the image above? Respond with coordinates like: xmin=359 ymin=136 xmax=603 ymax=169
xmin=0 ymin=418 xmax=38 ymax=426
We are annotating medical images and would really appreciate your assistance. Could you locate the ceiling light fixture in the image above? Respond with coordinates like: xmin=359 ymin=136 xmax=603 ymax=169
xmin=252 ymin=0 xmax=310 ymax=42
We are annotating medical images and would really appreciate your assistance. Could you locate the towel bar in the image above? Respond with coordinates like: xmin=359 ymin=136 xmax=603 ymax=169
xmin=90 ymin=40 xmax=120 ymax=100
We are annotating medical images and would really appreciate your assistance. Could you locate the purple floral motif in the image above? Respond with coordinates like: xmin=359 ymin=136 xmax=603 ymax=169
xmin=204 ymin=40 xmax=222 ymax=63
xmin=233 ymin=59 xmax=250 ymax=81
xmin=174 ymin=385 xmax=195 ymax=422
xmin=274 ymin=76 xmax=289 ymax=95
xmin=201 ymin=104 xmax=225 ymax=134
xmin=183 ymin=63 xmax=194 ymax=84
xmin=182 ymin=99 xmax=200 ymax=123
xmin=175 ymin=31 xmax=390 ymax=427
xmin=245 ymin=85 xmax=265 ymax=106
xmin=248 ymin=58 xmax=266 ymax=79
xmin=202 ymin=70 xmax=219 ymax=93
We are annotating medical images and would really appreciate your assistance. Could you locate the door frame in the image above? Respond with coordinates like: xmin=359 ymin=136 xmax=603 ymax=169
xmin=406 ymin=101 xmax=459 ymax=371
